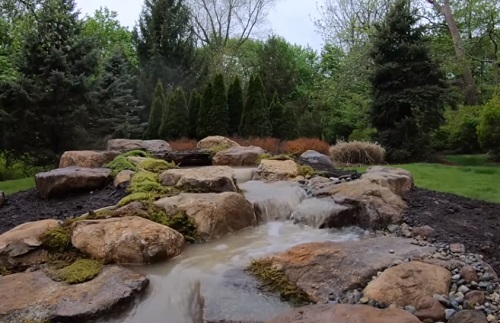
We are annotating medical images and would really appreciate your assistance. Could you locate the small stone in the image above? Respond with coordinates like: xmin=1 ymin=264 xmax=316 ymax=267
xmin=404 ymin=305 xmax=417 ymax=313
xmin=389 ymin=249 xmax=395 ymax=254
xmin=453 ymin=292 xmax=465 ymax=303
xmin=387 ymin=224 xmax=399 ymax=233
xmin=359 ymin=297 xmax=369 ymax=304
xmin=453 ymin=274 xmax=461 ymax=280
xmin=487 ymin=314 xmax=496 ymax=322
xmin=450 ymin=243 xmax=466 ymax=253
xmin=459 ymin=285 xmax=470 ymax=294
xmin=445 ymin=308 xmax=457 ymax=320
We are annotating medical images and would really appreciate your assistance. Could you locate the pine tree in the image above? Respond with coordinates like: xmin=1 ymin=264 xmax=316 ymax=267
xmin=159 ymin=87 xmax=190 ymax=139
xmin=227 ymin=75 xmax=244 ymax=135
xmin=197 ymin=81 xmax=213 ymax=139
xmin=369 ymin=0 xmax=448 ymax=161
xmin=95 ymin=47 xmax=145 ymax=139
xmin=188 ymin=90 xmax=202 ymax=138
xmin=280 ymin=104 xmax=299 ymax=140
xmin=209 ymin=73 xmax=229 ymax=136
xmin=144 ymin=80 xmax=166 ymax=139
xmin=299 ymin=109 xmax=322 ymax=138
xmin=269 ymin=92 xmax=284 ymax=138
xmin=240 ymin=74 xmax=272 ymax=137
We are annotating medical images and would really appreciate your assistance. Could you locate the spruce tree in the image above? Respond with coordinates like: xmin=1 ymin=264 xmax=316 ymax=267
xmin=269 ymin=92 xmax=284 ymax=138
xmin=227 ymin=75 xmax=244 ymax=135
xmin=188 ymin=90 xmax=202 ymax=138
xmin=197 ymin=81 xmax=213 ymax=138
xmin=240 ymin=74 xmax=272 ymax=137
xmin=159 ymin=87 xmax=190 ymax=139
xmin=280 ymin=104 xmax=299 ymax=140
xmin=144 ymin=80 xmax=166 ymax=139
xmin=369 ymin=0 xmax=448 ymax=161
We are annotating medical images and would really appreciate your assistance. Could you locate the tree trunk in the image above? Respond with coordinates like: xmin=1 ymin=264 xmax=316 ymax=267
xmin=427 ymin=0 xmax=478 ymax=105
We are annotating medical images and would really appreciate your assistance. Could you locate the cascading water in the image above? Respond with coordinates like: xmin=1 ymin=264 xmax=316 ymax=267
xmin=104 ymin=168 xmax=365 ymax=323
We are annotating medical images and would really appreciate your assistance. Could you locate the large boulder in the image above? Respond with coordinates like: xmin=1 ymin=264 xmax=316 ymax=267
xmin=59 ymin=150 xmax=119 ymax=168
xmin=268 ymin=304 xmax=421 ymax=323
xmin=0 ymin=219 xmax=60 ymax=258
xmin=106 ymin=139 xmax=172 ymax=157
xmin=155 ymin=192 xmax=257 ymax=241
xmin=315 ymin=179 xmax=406 ymax=230
xmin=0 ymin=266 xmax=148 ymax=322
xmin=298 ymin=150 xmax=335 ymax=172
xmin=160 ymin=166 xmax=238 ymax=193
xmin=253 ymin=236 xmax=435 ymax=303
xmin=197 ymin=136 xmax=240 ymax=150
xmin=363 ymin=261 xmax=451 ymax=321
xmin=35 ymin=167 xmax=112 ymax=199
xmin=361 ymin=166 xmax=413 ymax=196
xmin=164 ymin=150 xmax=212 ymax=167
xmin=253 ymin=160 xmax=299 ymax=181
xmin=213 ymin=146 xmax=266 ymax=166
xmin=71 ymin=216 xmax=184 ymax=264
xmin=290 ymin=197 xmax=356 ymax=229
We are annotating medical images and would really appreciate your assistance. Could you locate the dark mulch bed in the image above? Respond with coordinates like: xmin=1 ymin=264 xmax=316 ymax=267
xmin=403 ymin=187 xmax=500 ymax=274
xmin=0 ymin=184 xmax=127 ymax=234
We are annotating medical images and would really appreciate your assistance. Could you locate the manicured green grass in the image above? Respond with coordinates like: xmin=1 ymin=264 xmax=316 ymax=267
xmin=0 ymin=177 xmax=35 ymax=195
xmin=344 ymin=159 xmax=500 ymax=204
xmin=444 ymin=154 xmax=498 ymax=167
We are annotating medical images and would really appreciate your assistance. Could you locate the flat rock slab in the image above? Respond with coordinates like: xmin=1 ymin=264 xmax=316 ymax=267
xmin=258 ymin=236 xmax=435 ymax=303
xmin=253 ymin=160 xmax=299 ymax=181
xmin=59 ymin=150 xmax=119 ymax=168
xmin=106 ymin=139 xmax=172 ymax=157
xmin=160 ymin=166 xmax=238 ymax=193
xmin=197 ymin=136 xmax=240 ymax=150
xmin=0 ymin=266 xmax=149 ymax=322
xmin=213 ymin=146 xmax=266 ymax=167
xmin=268 ymin=304 xmax=421 ymax=323
xmin=35 ymin=167 xmax=112 ymax=199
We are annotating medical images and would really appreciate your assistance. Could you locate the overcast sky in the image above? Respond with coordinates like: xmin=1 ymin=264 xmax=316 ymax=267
xmin=75 ymin=0 xmax=324 ymax=52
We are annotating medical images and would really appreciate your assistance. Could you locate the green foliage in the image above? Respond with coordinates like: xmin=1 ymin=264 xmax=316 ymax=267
xmin=188 ymin=90 xmax=202 ymax=138
xmin=0 ymin=177 xmax=35 ymax=195
xmin=298 ymin=109 xmax=323 ymax=139
xmin=298 ymin=165 xmax=315 ymax=178
xmin=436 ymin=106 xmax=483 ymax=154
xmin=227 ymin=75 xmax=244 ymax=135
xmin=117 ymin=192 xmax=162 ymax=207
xmin=477 ymin=93 xmax=500 ymax=161
xmin=159 ymin=86 xmax=190 ymax=139
xmin=144 ymin=80 xmax=166 ymax=139
xmin=280 ymin=104 xmax=300 ymax=140
xmin=240 ymin=74 xmax=272 ymax=137
xmin=52 ymin=259 xmax=103 ymax=284
xmin=128 ymin=171 xmax=176 ymax=195
xmin=137 ymin=158 xmax=177 ymax=173
xmin=121 ymin=150 xmax=152 ymax=158
xmin=201 ymin=73 xmax=229 ymax=136
xmin=369 ymin=0 xmax=449 ymax=162
xmin=269 ymin=92 xmax=284 ymax=138
xmin=105 ymin=155 xmax=138 ymax=176
xmin=143 ymin=203 xmax=198 ymax=242
xmin=197 ymin=81 xmax=214 ymax=138
xmin=41 ymin=226 xmax=72 ymax=253
xmin=348 ymin=128 xmax=377 ymax=141
xmin=247 ymin=258 xmax=311 ymax=306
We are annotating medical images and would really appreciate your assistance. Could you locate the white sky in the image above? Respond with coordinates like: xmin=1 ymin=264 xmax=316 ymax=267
xmin=75 ymin=0 xmax=324 ymax=52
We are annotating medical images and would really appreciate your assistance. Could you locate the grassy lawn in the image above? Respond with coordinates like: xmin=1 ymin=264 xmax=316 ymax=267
xmin=0 ymin=177 xmax=35 ymax=195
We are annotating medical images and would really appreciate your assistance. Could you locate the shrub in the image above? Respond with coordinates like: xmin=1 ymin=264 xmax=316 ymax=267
xmin=329 ymin=140 xmax=386 ymax=165
xmin=436 ymin=106 xmax=482 ymax=154
xmin=348 ymin=128 xmax=377 ymax=141
xmin=283 ymin=138 xmax=330 ymax=156
xmin=169 ymin=138 xmax=197 ymax=151
xmin=477 ymin=94 xmax=500 ymax=161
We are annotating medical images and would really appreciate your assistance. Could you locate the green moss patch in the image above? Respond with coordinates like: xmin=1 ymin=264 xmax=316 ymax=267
xmin=121 ymin=150 xmax=152 ymax=158
xmin=105 ymin=155 xmax=138 ymax=176
xmin=143 ymin=203 xmax=198 ymax=242
xmin=49 ymin=259 xmax=103 ymax=284
xmin=208 ymin=144 xmax=230 ymax=157
xmin=128 ymin=171 xmax=177 ymax=195
xmin=116 ymin=192 xmax=163 ymax=207
xmin=246 ymin=258 xmax=311 ymax=306
xmin=41 ymin=225 xmax=72 ymax=252
xmin=137 ymin=158 xmax=177 ymax=173
xmin=298 ymin=165 xmax=315 ymax=178
xmin=0 ymin=265 xmax=10 ymax=276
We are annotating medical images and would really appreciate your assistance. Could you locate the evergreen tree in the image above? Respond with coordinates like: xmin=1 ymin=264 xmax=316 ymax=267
xmin=188 ymin=90 xmax=202 ymax=138
xmin=280 ymin=104 xmax=299 ymax=140
xmin=159 ymin=86 xmax=190 ymax=139
xmin=240 ymin=74 xmax=271 ymax=137
xmin=144 ymin=80 xmax=166 ymax=139
xmin=369 ymin=0 xmax=448 ymax=162
xmin=197 ymin=81 xmax=213 ymax=138
xmin=0 ymin=0 xmax=99 ymax=165
xmin=209 ymin=73 xmax=229 ymax=136
xmin=95 ymin=47 xmax=145 ymax=139
xmin=269 ymin=92 xmax=284 ymax=138
xmin=227 ymin=75 xmax=244 ymax=135
xmin=299 ymin=109 xmax=322 ymax=138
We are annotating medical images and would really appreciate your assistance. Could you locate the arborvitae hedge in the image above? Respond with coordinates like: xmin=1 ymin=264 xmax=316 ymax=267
xmin=240 ymin=74 xmax=271 ymax=137
xmin=144 ymin=80 xmax=166 ymax=139
xmin=227 ymin=75 xmax=244 ymax=135
xmin=269 ymin=92 xmax=284 ymax=138
xmin=159 ymin=86 xmax=190 ymax=139
xmin=188 ymin=90 xmax=202 ymax=138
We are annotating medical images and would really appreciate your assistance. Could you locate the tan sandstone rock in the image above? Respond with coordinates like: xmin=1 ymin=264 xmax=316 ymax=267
xmin=155 ymin=192 xmax=257 ymax=241
xmin=267 ymin=304 xmax=421 ymax=323
xmin=255 ymin=236 xmax=435 ymax=303
xmin=106 ymin=139 xmax=172 ymax=157
xmin=252 ymin=160 xmax=299 ymax=181
xmin=113 ymin=170 xmax=135 ymax=188
xmin=35 ymin=167 xmax=112 ymax=199
xmin=197 ymin=136 xmax=240 ymax=150
xmin=363 ymin=261 xmax=451 ymax=321
xmin=0 ymin=266 xmax=148 ymax=322
xmin=315 ymin=179 xmax=406 ymax=230
xmin=361 ymin=166 xmax=413 ymax=196
xmin=59 ymin=150 xmax=119 ymax=168
xmin=0 ymin=219 xmax=60 ymax=258
xmin=212 ymin=146 xmax=266 ymax=166
xmin=71 ymin=216 xmax=184 ymax=264
xmin=160 ymin=166 xmax=238 ymax=193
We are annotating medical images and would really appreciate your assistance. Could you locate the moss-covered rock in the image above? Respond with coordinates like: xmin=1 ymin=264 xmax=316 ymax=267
xmin=121 ymin=150 xmax=152 ymax=158
xmin=258 ymin=153 xmax=294 ymax=163
xmin=41 ymin=225 xmax=72 ymax=252
xmin=246 ymin=258 xmax=311 ymax=306
xmin=137 ymin=158 xmax=177 ymax=173
xmin=116 ymin=192 xmax=163 ymax=207
xmin=105 ymin=155 xmax=138 ymax=176
xmin=128 ymin=171 xmax=178 ymax=195
xmin=49 ymin=259 xmax=103 ymax=284
xmin=143 ymin=203 xmax=198 ymax=242
xmin=298 ymin=165 xmax=315 ymax=178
